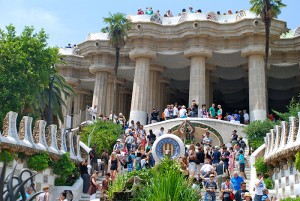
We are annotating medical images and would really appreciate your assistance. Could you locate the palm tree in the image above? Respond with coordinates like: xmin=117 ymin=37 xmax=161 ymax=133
xmin=101 ymin=12 xmax=132 ymax=119
xmin=250 ymin=0 xmax=286 ymax=68
xmin=30 ymin=72 xmax=75 ymax=124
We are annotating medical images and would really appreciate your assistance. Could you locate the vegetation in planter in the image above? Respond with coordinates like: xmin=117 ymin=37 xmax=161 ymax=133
xmin=0 ymin=149 xmax=15 ymax=162
xmin=80 ymin=120 xmax=123 ymax=154
xmin=108 ymin=158 xmax=198 ymax=201
xmin=273 ymin=95 xmax=300 ymax=122
xmin=17 ymin=152 xmax=27 ymax=162
xmin=243 ymin=119 xmax=275 ymax=150
xmin=27 ymin=152 xmax=50 ymax=172
xmin=53 ymin=153 xmax=77 ymax=186
xmin=295 ymin=152 xmax=300 ymax=172
xmin=254 ymin=157 xmax=270 ymax=176
xmin=264 ymin=178 xmax=274 ymax=189
xmin=281 ymin=198 xmax=300 ymax=201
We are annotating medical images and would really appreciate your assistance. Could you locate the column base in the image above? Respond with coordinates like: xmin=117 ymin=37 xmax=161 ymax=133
xmin=250 ymin=109 xmax=267 ymax=122
xmin=129 ymin=110 xmax=147 ymax=125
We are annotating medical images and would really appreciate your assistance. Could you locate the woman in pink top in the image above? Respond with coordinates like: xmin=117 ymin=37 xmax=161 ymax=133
xmin=228 ymin=147 xmax=235 ymax=175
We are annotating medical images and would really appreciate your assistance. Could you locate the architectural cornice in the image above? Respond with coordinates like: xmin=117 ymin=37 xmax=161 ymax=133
xmin=184 ymin=47 xmax=212 ymax=59
xmin=129 ymin=48 xmax=156 ymax=60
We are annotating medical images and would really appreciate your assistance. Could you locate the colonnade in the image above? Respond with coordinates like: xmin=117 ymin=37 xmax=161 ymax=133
xmin=63 ymin=46 xmax=268 ymax=128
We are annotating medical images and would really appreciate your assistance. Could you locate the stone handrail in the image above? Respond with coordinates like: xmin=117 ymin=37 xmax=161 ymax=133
xmin=264 ymin=112 xmax=300 ymax=164
xmin=0 ymin=111 xmax=82 ymax=161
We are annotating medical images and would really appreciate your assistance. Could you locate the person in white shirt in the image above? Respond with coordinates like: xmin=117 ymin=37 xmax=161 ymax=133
xmin=254 ymin=172 xmax=266 ymax=201
xmin=164 ymin=105 xmax=170 ymax=120
xmin=179 ymin=105 xmax=187 ymax=118
xmin=89 ymin=105 xmax=97 ymax=121
xmin=243 ymin=110 xmax=249 ymax=124
xmin=173 ymin=104 xmax=179 ymax=118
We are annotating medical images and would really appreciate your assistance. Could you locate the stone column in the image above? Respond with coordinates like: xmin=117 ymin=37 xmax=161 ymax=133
xmin=158 ymin=77 xmax=171 ymax=116
xmin=118 ymin=86 xmax=130 ymax=116
xmin=205 ymin=69 xmax=210 ymax=106
xmin=73 ymin=91 xmax=84 ymax=128
xmin=248 ymin=54 xmax=267 ymax=121
xmin=129 ymin=48 xmax=156 ymax=125
xmin=106 ymin=77 xmax=114 ymax=116
xmin=148 ymin=65 xmax=165 ymax=115
xmin=242 ymin=46 xmax=267 ymax=121
xmin=184 ymin=48 xmax=212 ymax=106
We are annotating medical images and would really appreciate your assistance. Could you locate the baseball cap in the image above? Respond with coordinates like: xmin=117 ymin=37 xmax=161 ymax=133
xmin=244 ymin=192 xmax=251 ymax=197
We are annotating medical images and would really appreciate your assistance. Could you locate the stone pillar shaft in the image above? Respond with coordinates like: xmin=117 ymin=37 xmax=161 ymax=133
xmin=248 ymin=54 xmax=267 ymax=121
xmin=92 ymin=72 xmax=108 ymax=116
xmin=148 ymin=69 xmax=159 ymax=114
xmin=106 ymin=80 xmax=114 ymax=116
xmin=130 ymin=57 xmax=150 ymax=125
xmin=189 ymin=56 xmax=206 ymax=106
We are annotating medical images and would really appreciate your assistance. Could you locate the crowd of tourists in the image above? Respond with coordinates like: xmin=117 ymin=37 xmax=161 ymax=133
xmin=151 ymin=101 xmax=250 ymax=124
xmin=136 ymin=6 xmax=240 ymax=17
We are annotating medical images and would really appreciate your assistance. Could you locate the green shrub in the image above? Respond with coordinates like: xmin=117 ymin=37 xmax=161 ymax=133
xmin=243 ymin=119 xmax=275 ymax=150
xmin=273 ymin=95 xmax=300 ymax=122
xmin=296 ymin=152 xmax=300 ymax=172
xmin=264 ymin=177 xmax=274 ymax=189
xmin=27 ymin=152 xmax=49 ymax=172
xmin=254 ymin=157 xmax=270 ymax=176
xmin=281 ymin=198 xmax=300 ymax=201
xmin=53 ymin=153 xmax=77 ymax=186
xmin=0 ymin=149 xmax=15 ymax=162
xmin=80 ymin=120 xmax=123 ymax=154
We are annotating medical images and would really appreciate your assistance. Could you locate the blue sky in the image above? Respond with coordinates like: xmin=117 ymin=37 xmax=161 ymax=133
xmin=0 ymin=0 xmax=298 ymax=47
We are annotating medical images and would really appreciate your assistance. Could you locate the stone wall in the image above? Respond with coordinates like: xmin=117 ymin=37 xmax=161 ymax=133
xmin=263 ymin=112 xmax=300 ymax=198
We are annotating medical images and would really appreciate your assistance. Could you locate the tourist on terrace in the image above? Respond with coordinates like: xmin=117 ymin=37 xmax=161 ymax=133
xmin=233 ymin=110 xmax=240 ymax=123
xmin=234 ymin=182 xmax=251 ymax=201
xmin=191 ymin=101 xmax=199 ymax=117
xmin=150 ymin=108 xmax=159 ymax=123
xmin=254 ymin=173 xmax=266 ymax=201
xmin=189 ymin=7 xmax=194 ymax=13
xmin=217 ymin=105 xmax=223 ymax=120
xmin=228 ymin=10 xmax=233 ymax=15
xmin=204 ymin=174 xmax=218 ymax=201
xmin=200 ymin=104 xmax=208 ymax=118
xmin=158 ymin=127 xmax=164 ymax=137
xmin=173 ymin=103 xmax=179 ymax=118
xmin=113 ymin=139 xmax=123 ymax=152
xmin=137 ymin=8 xmax=144 ymax=15
xmin=164 ymin=105 xmax=170 ymax=120
xmin=147 ymin=129 xmax=156 ymax=143
xmin=156 ymin=10 xmax=160 ymax=16
xmin=217 ymin=11 xmax=221 ymax=15
xmin=243 ymin=110 xmax=249 ymax=124
xmin=209 ymin=103 xmax=216 ymax=119
xmin=179 ymin=105 xmax=187 ymax=118
xmin=164 ymin=10 xmax=173 ymax=17
xmin=169 ymin=104 xmax=174 ymax=119
xmin=89 ymin=105 xmax=97 ymax=121
xmin=65 ymin=43 xmax=72 ymax=48
xmin=221 ymin=176 xmax=234 ymax=201
xmin=146 ymin=7 xmax=153 ymax=15
xmin=195 ymin=9 xmax=202 ymax=13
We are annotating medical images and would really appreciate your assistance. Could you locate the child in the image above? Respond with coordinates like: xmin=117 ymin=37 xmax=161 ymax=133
xmin=238 ymin=150 xmax=247 ymax=179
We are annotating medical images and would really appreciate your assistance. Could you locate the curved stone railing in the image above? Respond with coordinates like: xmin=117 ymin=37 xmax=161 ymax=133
xmin=264 ymin=112 xmax=300 ymax=164
xmin=0 ymin=111 xmax=82 ymax=161
xmin=128 ymin=10 xmax=255 ymax=25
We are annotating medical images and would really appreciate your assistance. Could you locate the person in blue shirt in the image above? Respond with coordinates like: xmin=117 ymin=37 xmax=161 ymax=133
xmin=231 ymin=171 xmax=244 ymax=191
xmin=212 ymin=146 xmax=221 ymax=164
xmin=261 ymin=188 xmax=271 ymax=201
xmin=238 ymin=150 xmax=247 ymax=179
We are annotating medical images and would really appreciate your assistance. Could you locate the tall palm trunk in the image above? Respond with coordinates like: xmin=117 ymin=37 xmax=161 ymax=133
xmin=264 ymin=0 xmax=271 ymax=69
xmin=111 ymin=46 xmax=120 ymax=120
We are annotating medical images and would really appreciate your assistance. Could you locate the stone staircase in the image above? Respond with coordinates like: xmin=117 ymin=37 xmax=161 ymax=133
xmin=79 ymin=175 xmax=105 ymax=201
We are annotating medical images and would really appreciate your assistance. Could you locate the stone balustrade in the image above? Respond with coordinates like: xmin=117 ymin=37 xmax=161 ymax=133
xmin=264 ymin=112 xmax=300 ymax=164
xmin=0 ymin=111 xmax=82 ymax=161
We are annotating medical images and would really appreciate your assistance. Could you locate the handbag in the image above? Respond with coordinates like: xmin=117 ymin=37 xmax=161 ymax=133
xmin=230 ymin=192 xmax=235 ymax=200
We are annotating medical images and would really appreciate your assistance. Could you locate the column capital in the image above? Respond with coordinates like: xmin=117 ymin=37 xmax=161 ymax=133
xmin=107 ymin=76 xmax=126 ymax=85
xmin=150 ymin=64 xmax=166 ymax=73
xmin=89 ymin=64 xmax=113 ymax=75
xmin=241 ymin=45 xmax=271 ymax=57
xmin=73 ymin=87 xmax=91 ymax=95
xmin=129 ymin=48 xmax=156 ymax=60
xmin=65 ymin=77 xmax=80 ymax=87
xmin=184 ymin=47 xmax=212 ymax=59
xmin=159 ymin=77 xmax=171 ymax=84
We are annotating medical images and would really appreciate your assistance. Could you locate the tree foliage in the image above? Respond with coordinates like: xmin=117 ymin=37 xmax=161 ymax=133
xmin=52 ymin=153 xmax=77 ymax=186
xmin=0 ymin=24 xmax=73 ymax=127
xmin=273 ymin=95 xmax=300 ymax=122
xmin=27 ymin=152 xmax=50 ymax=172
xmin=243 ymin=119 xmax=275 ymax=150
xmin=80 ymin=120 xmax=123 ymax=155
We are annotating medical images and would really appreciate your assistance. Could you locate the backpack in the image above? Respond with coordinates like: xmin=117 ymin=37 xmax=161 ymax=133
xmin=240 ymin=140 xmax=246 ymax=149
xmin=127 ymin=154 xmax=133 ymax=164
